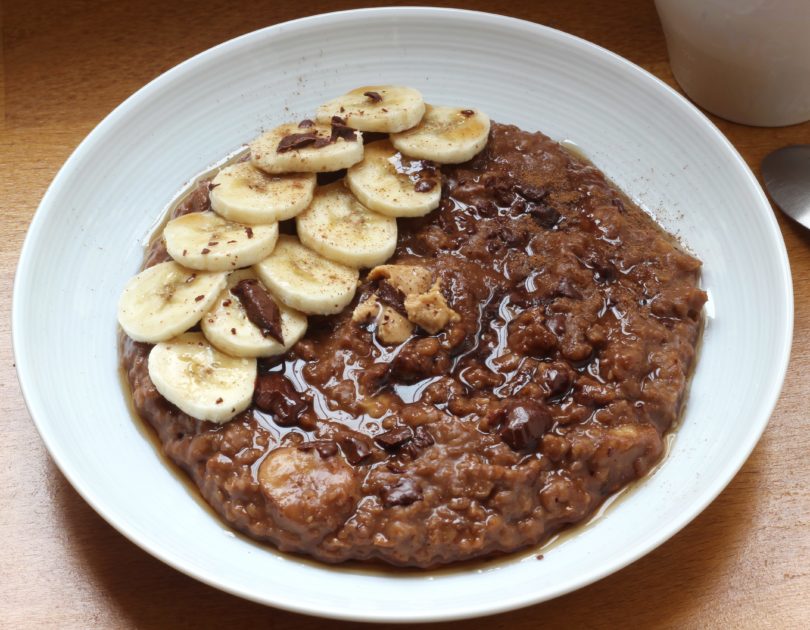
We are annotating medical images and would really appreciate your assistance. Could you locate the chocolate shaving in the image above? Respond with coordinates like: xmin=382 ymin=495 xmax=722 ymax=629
xmin=297 ymin=439 xmax=338 ymax=459
xmin=215 ymin=397 xmax=223 ymax=404
xmin=245 ymin=226 xmax=254 ymax=239
xmin=184 ymin=273 xmax=196 ymax=283
xmin=298 ymin=119 xmax=315 ymax=128
xmin=461 ymin=109 xmax=475 ymax=116
xmin=339 ymin=435 xmax=372 ymax=465
xmin=364 ymin=91 xmax=383 ymax=103
xmin=222 ymin=299 xmax=232 ymax=307
xmin=380 ymin=477 xmax=422 ymax=508
xmin=194 ymin=295 xmax=204 ymax=302
xmin=376 ymin=280 xmax=407 ymax=316
xmin=200 ymin=248 xmax=210 ymax=255
xmin=277 ymin=131 xmax=321 ymax=153
xmin=208 ymin=182 xmax=220 ymax=190
xmin=208 ymin=241 xmax=219 ymax=246
xmin=375 ymin=426 xmax=414 ymax=451
xmin=232 ymin=279 xmax=284 ymax=343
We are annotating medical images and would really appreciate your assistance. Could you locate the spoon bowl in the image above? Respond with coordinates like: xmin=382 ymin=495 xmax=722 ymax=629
xmin=762 ymin=145 xmax=810 ymax=228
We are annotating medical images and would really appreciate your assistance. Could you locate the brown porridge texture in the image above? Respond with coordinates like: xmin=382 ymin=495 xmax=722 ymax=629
xmin=120 ymin=122 xmax=707 ymax=567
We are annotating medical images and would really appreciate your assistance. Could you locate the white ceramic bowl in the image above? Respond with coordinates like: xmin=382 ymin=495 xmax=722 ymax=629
xmin=13 ymin=8 xmax=792 ymax=622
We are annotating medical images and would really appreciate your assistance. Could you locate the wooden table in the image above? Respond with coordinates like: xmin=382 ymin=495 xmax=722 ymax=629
xmin=2 ymin=1 xmax=808 ymax=627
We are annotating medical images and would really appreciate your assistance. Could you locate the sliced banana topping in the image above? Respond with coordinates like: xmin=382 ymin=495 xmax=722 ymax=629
xmin=164 ymin=211 xmax=278 ymax=272
xmin=120 ymin=85 xmax=496 ymax=427
xmin=201 ymin=269 xmax=307 ymax=358
xmin=117 ymin=261 xmax=227 ymax=343
xmin=209 ymin=162 xmax=316 ymax=225
xmin=147 ymin=332 xmax=257 ymax=423
xmin=390 ymin=105 xmax=490 ymax=164
xmin=254 ymin=234 xmax=359 ymax=315
xmin=251 ymin=121 xmax=364 ymax=174
xmin=316 ymin=85 xmax=425 ymax=133
xmin=346 ymin=140 xmax=441 ymax=218
xmin=296 ymin=181 xmax=397 ymax=268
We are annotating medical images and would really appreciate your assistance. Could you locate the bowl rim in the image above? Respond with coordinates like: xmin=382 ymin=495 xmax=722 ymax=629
xmin=12 ymin=6 xmax=794 ymax=622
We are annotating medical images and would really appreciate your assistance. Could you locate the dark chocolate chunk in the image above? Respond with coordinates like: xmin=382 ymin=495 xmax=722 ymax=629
xmin=277 ymin=131 xmax=322 ymax=153
xmin=514 ymin=183 xmax=549 ymax=203
xmin=232 ymin=279 xmax=284 ymax=343
xmin=375 ymin=426 xmax=414 ymax=451
xmin=317 ymin=169 xmax=348 ymax=186
xmin=414 ymin=179 xmax=436 ymax=193
xmin=527 ymin=203 xmax=561 ymax=229
xmin=380 ymin=477 xmax=423 ymax=508
xmin=592 ymin=262 xmax=617 ymax=284
xmin=556 ymin=278 xmax=582 ymax=299
xmin=546 ymin=367 xmax=572 ymax=398
xmin=339 ymin=435 xmax=372 ymax=465
xmin=364 ymin=91 xmax=383 ymax=103
xmin=376 ymin=280 xmax=407 ymax=316
xmin=298 ymin=119 xmax=315 ymax=128
xmin=397 ymin=442 xmax=420 ymax=461
xmin=253 ymin=373 xmax=307 ymax=426
xmin=411 ymin=425 xmax=435 ymax=448
xmin=497 ymin=400 xmax=552 ymax=451
xmin=297 ymin=439 xmax=339 ymax=459
xmin=330 ymin=119 xmax=358 ymax=143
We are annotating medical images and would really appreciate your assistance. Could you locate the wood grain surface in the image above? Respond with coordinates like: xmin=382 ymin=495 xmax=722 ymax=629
xmin=2 ymin=1 xmax=808 ymax=628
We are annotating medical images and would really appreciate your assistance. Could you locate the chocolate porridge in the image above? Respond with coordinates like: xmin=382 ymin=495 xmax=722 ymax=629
xmin=121 ymin=122 xmax=706 ymax=567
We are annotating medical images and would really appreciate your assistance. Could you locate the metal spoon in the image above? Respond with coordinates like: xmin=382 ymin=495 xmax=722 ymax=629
xmin=761 ymin=145 xmax=810 ymax=228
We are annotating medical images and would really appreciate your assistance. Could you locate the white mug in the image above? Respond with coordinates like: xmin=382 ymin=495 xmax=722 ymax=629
xmin=655 ymin=0 xmax=810 ymax=127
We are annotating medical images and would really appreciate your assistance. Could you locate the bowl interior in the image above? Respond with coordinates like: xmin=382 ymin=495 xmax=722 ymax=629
xmin=13 ymin=7 xmax=792 ymax=622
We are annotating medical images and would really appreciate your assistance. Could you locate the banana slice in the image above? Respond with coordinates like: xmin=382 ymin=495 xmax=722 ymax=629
xmin=253 ymin=235 xmax=358 ymax=315
xmin=209 ymin=162 xmax=316 ymax=225
xmin=164 ymin=211 xmax=278 ymax=271
xmin=117 ymin=261 xmax=227 ymax=343
xmin=148 ymin=332 xmax=257 ymax=423
xmin=296 ymin=181 xmax=397 ymax=268
xmin=201 ymin=269 xmax=307 ymax=358
xmin=390 ymin=105 xmax=490 ymax=164
xmin=346 ymin=140 xmax=441 ymax=217
xmin=251 ymin=121 xmax=363 ymax=174
xmin=315 ymin=85 xmax=425 ymax=133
